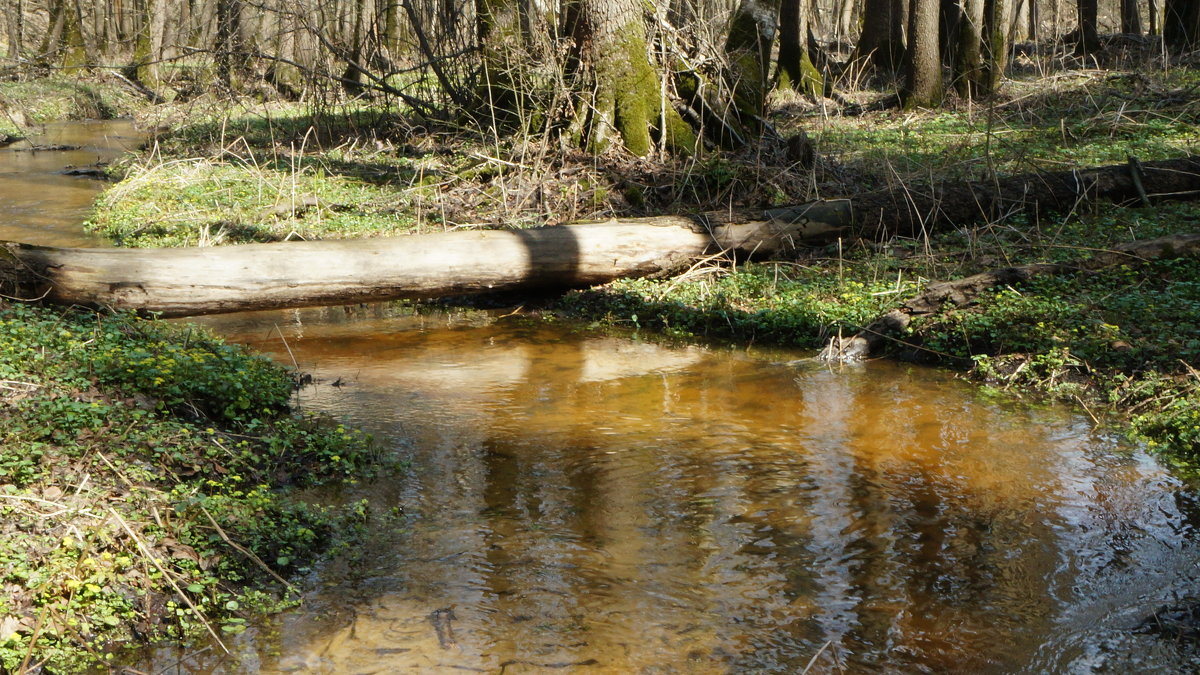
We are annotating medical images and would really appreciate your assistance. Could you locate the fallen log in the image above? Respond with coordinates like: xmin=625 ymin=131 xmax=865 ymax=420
xmin=0 ymin=206 xmax=851 ymax=317
xmin=0 ymin=156 xmax=1197 ymax=318
xmin=818 ymin=233 xmax=1200 ymax=362
xmin=843 ymin=155 xmax=1200 ymax=240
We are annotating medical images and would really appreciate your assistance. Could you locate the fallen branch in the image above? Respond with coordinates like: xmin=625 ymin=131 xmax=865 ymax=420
xmin=819 ymin=233 xmax=1200 ymax=361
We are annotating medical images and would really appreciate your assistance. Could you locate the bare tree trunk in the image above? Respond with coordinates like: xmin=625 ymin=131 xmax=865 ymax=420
xmin=1164 ymin=0 xmax=1199 ymax=48
xmin=215 ymin=0 xmax=244 ymax=87
xmin=134 ymin=0 xmax=167 ymax=88
xmin=777 ymin=0 xmax=823 ymax=96
xmin=836 ymin=0 xmax=856 ymax=43
xmin=0 ymin=214 xmax=837 ymax=317
xmin=1076 ymin=0 xmax=1100 ymax=54
xmin=4 ymin=0 xmax=22 ymax=63
xmin=1121 ymin=0 xmax=1142 ymax=34
xmin=903 ymin=0 xmax=941 ymax=107
xmin=856 ymin=0 xmax=907 ymax=70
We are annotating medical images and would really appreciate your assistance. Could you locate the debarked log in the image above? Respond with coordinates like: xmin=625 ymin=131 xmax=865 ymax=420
xmin=0 ymin=205 xmax=853 ymax=317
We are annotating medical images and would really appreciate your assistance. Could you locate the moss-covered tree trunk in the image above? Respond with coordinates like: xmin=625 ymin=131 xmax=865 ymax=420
xmin=41 ymin=0 xmax=89 ymax=71
xmin=979 ymin=0 xmax=1008 ymax=94
xmin=903 ymin=0 xmax=942 ymax=108
xmin=134 ymin=0 xmax=167 ymax=89
xmin=953 ymin=0 xmax=984 ymax=97
xmin=563 ymin=0 xmax=696 ymax=156
xmin=725 ymin=0 xmax=782 ymax=123
xmin=476 ymin=0 xmax=523 ymax=121
xmin=777 ymin=0 xmax=823 ymax=97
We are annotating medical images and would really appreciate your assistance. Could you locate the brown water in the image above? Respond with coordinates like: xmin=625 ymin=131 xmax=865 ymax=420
xmin=131 ymin=304 xmax=1196 ymax=674
xmin=5 ymin=123 xmax=1199 ymax=673
xmin=0 ymin=119 xmax=141 ymax=247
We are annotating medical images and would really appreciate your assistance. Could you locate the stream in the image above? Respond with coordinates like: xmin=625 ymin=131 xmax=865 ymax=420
xmin=3 ymin=121 xmax=1200 ymax=673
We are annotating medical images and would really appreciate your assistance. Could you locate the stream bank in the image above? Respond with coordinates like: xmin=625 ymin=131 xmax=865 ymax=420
xmin=0 ymin=107 xmax=388 ymax=672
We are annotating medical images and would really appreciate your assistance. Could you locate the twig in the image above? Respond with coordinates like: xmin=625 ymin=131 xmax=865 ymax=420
xmin=801 ymin=640 xmax=834 ymax=674
xmin=200 ymin=507 xmax=298 ymax=594
xmin=106 ymin=506 xmax=230 ymax=654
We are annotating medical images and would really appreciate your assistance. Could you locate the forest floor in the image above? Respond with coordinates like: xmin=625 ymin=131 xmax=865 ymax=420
xmin=0 ymin=42 xmax=1198 ymax=667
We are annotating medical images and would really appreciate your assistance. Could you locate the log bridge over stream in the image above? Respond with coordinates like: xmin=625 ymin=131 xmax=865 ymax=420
xmin=1 ymin=156 xmax=1198 ymax=359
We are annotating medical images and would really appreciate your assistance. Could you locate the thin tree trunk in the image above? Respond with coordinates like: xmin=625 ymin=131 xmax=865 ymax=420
xmin=836 ymin=0 xmax=856 ymax=43
xmin=215 ymin=0 xmax=244 ymax=87
xmin=4 ymin=0 xmax=22 ymax=63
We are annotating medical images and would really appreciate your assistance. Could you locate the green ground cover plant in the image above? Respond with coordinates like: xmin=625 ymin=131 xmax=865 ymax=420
xmin=0 ymin=79 xmax=143 ymax=136
xmin=0 ymin=301 xmax=383 ymax=670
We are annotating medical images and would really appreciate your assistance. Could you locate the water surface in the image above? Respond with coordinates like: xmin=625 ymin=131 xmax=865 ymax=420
xmin=149 ymin=304 xmax=1200 ymax=674
xmin=0 ymin=119 xmax=141 ymax=247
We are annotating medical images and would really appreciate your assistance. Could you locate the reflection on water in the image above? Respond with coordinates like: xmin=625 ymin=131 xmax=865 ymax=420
xmin=134 ymin=305 xmax=1200 ymax=673
xmin=0 ymin=119 xmax=142 ymax=247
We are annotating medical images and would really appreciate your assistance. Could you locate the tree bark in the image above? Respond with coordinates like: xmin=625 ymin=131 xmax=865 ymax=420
xmin=903 ymin=0 xmax=942 ymax=107
xmin=856 ymin=0 xmax=908 ymax=70
xmin=1076 ymin=0 xmax=1100 ymax=54
xmin=777 ymin=0 xmax=823 ymax=97
xmin=1164 ymin=0 xmax=1199 ymax=48
xmin=1121 ymin=0 xmax=1142 ymax=34
xmin=563 ymin=0 xmax=696 ymax=155
xmin=726 ymin=0 xmax=782 ymax=123
xmin=980 ymin=0 xmax=1009 ymax=94
xmin=215 ymin=0 xmax=244 ymax=87
xmin=953 ymin=0 xmax=985 ymax=97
